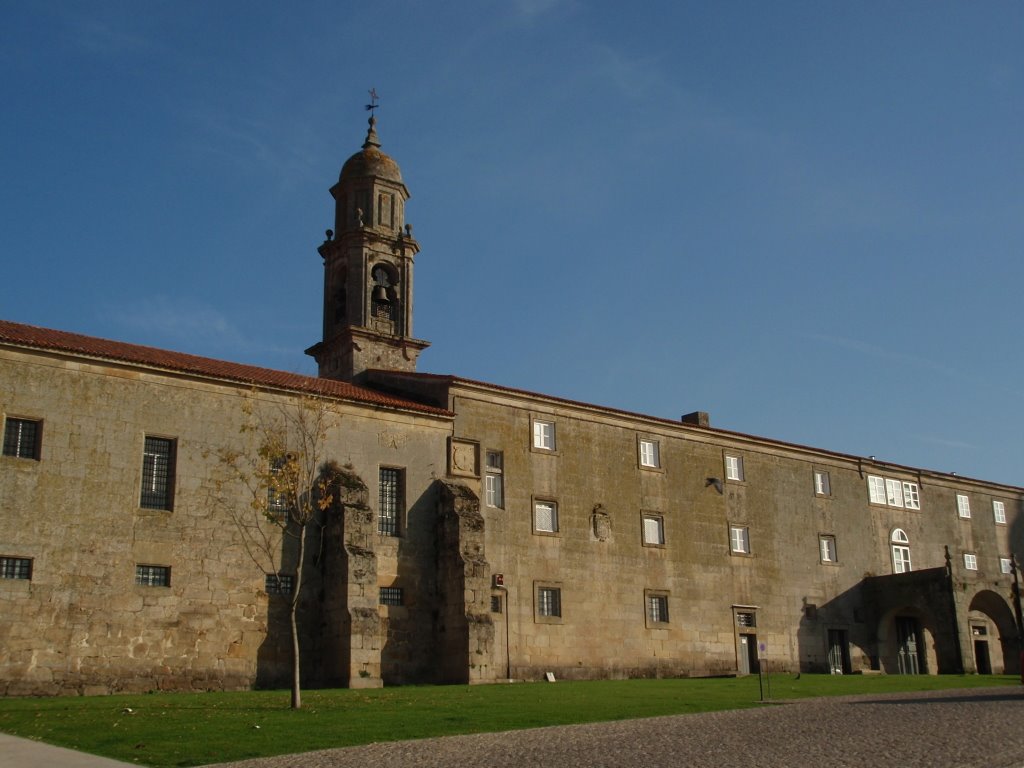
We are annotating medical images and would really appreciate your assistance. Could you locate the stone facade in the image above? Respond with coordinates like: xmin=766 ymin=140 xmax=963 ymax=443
xmin=1 ymin=118 xmax=1022 ymax=696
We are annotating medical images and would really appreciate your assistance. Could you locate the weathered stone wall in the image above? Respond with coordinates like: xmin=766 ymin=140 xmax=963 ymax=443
xmin=0 ymin=347 xmax=450 ymax=695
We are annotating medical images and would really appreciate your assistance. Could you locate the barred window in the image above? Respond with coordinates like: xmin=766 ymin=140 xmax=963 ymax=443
xmin=736 ymin=611 xmax=756 ymax=628
xmin=265 ymin=573 xmax=294 ymax=595
xmin=135 ymin=564 xmax=170 ymax=587
xmin=534 ymin=501 xmax=558 ymax=533
xmin=3 ymin=418 xmax=41 ymax=460
xmin=268 ymin=455 xmax=291 ymax=519
xmin=378 ymin=468 xmax=402 ymax=535
xmin=538 ymin=587 xmax=561 ymax=617
xmin=490 ymin=595 xmax=503 ymax=613
xmin=0 ymin=556 xmax=32 ymax=580
xmin=647 ymin=594 xmax=669 ymax=625
xmin=140 ymin=437 xmax=175 ymax=510
xmin=379 ymin=586 xmax=403 ymax=606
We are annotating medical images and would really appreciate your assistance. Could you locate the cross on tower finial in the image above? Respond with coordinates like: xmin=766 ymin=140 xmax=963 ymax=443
xmin=365 ymin=88 xmax=379 ymax=116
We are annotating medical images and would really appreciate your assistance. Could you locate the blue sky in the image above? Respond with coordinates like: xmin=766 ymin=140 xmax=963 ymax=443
xmin=2 ymin=1 xmax=1022 ymax=485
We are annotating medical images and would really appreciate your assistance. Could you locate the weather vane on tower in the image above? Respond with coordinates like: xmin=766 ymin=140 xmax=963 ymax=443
xmin=365 ymin=88 xmax=379 ymax=116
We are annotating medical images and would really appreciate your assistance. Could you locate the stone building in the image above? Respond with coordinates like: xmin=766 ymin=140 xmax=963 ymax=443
xmin=1 ymin=117 xmax=1022 ymax=695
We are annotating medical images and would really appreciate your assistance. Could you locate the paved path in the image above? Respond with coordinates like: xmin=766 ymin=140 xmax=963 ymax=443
xmin=3 ymin=687 xmax=1022 ymax=767
xmin=205 ymin=687 xmax=1024 ymax=768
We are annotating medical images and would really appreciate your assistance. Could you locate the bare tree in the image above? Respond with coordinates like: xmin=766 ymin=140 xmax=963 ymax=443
xmin=209 ymin=390 xmax=340 ymax=709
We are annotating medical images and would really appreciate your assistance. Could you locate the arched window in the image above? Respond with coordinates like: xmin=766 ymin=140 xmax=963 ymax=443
xmin=891 ymin=528 xmax=912 ymax=574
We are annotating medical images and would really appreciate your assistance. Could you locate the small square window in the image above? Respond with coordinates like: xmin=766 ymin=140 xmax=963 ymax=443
xmin=534 ymin=500 xmax=558 ymax=534
xmin=957 ymin=494 xmax=971 ymax=519
xmin=639 ymin=439 xmax=660 ymax=469
xmin=819 ymin=535 xmax=838 ymax=564
xmin=379 ymin=586 xmax=403 ymax=606
xmin=2 ymin=418 xmax=41 ymax=460
xmin=646 ymin=593 xmax=669 ymax=625
xmin=642 ymin=514 xmax=665 ymax=547
xmin=135 ymin=564 xmax=170 ymax=587
xmin=725 ymin=455 xmax=744 ymax=482
xmin=536 ymin=586 xmax=562 ymax=619
xmin=0 ymin=556 xmax=32 ymax=580
xmin=1000 ymin=558 xmax=1012 ymax=575
xmin=964 ymin=553 xmax=978 ymax=571
xmin=730 ymin=525 xmax=750 ymax=555
xmin=993 ymin=500 xmax=1006 ymax=525
xmin=813 ymin=470 xmax=831 ymax=497
xmin=265 ymin=573 xmax=294 ymax=595
xmin=532 ymin=419 xmax=556 ymax=451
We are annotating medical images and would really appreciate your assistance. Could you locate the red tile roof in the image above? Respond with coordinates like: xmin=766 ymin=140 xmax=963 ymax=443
xmin=0 ymin=320 xmax=452 ymax=417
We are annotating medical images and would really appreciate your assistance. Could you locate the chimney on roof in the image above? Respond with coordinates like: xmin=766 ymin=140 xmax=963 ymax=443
xmin=681 ymin=411 xmax=710 ymax=427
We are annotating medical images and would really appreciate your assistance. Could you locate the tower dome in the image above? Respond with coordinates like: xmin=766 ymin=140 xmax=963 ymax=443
xmin=339 ymin=116 xmax=404 ymax=185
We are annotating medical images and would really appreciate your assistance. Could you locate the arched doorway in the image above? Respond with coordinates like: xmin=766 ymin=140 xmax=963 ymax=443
xmin=876 ymin=605 xmax=938 ymax=674
xmin=967 ymin=590 xmax=1019 ymax=674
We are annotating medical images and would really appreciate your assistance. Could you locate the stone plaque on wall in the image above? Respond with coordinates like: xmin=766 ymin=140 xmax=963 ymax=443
xmin=448 ymin=438 xmax=480 ymax=478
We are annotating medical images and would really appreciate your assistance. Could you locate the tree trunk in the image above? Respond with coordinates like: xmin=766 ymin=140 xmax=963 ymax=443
xmin=289 ymin=523 xmax=306 ymax=710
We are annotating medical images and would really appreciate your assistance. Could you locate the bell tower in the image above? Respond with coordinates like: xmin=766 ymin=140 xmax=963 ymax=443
xmin=306 ymin=115 xmax=429 ymax=383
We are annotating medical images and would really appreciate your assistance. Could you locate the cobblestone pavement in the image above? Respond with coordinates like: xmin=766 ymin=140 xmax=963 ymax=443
xmin=206 ymin=687 xmax=1024 ymax=768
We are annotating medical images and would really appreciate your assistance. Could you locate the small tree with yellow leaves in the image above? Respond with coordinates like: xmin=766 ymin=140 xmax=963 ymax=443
xmin=210 ymin=391 xmax=340 ymax=710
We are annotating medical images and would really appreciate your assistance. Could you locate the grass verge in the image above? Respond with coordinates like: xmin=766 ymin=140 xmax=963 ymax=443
xmin=0 ymin=674 xmax=1017 ymax=767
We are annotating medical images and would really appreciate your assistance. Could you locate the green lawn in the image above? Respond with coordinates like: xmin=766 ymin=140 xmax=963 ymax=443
xmin=0 ymin=675 xmax=1017 ymax=767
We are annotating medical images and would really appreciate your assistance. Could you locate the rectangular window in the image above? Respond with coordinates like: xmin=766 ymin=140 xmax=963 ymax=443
xmin=484 ymin=450 xmax=504 ymax=508
xmin=532 ymin=419 xmax=556 ymax=451
xmin=379 ymin=586 xmax=403 ymax=606
xmin=868 ymin=475 xmax=887 ymax=505
xmin=0 ymin=556 xmax=32 ymax=580
xmin=903 ymin=482 xmax=921 ymax=510
xmin=819 ymin=535 xmax=838 ymax=563
xmin=730 ymin=525 xmax=750 ymax=554
xmin=639 ymin=439 xmax=660 ymax=468
xmin=725 ymin=454 xmax=744 ymax=482
xmin=813 ymin=470 xmax=831 ymax=497
xmin=537 ymin=586 xmax=561 ymax=618
xmin=378 ymin=467 xmax=402 ymax=536
xmin=2 ymin=418 xmax=41 ymax=460
xmin=264 ymin=573 xmax=294 ymax=595
xmin=140 ymin=436 xmax=175 ymax=510
xmin=885 ymin=478 xmax=904 ymax=507
xmin=993 ymin=500 xmax=1007 ymax=524
xmin=1000 ymin=558 xmax=1012 ymax=575
xmin=490 ymin=595 xmax=503 ymax=613
xmin=267 ymin=455 xmax=291 ymax=519
xmin=646 ymin=594 xmax=669 ymax=625
xmin=736 ymin=611 xmax=756 ymax=628
xmin=642 ymin=514 xmax=665 ymax=546
xmin=964 ymin=553 xmax=978 ymax=571
xmin=135 ymin=564 xmax=170 ymax=587
xmin=957 ymin=494 xmax=971 ymax=519
xmin=534 ymin=500 xmax=558 ymax=533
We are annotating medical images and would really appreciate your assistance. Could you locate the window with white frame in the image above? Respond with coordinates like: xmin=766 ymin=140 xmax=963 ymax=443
xmin=642 ymin=514 xmax=665 ymax=546
xmin=0 ymin=556 xmax=32 ymax=580
xmin=867 ymin=475 xmax=920 ymax=510
xmin=646 ymin=593 xmax=669 ymax=625
xmin=725 ymin=454 xmax=744 ymax=482
xmin=1000 ymin=558 xmax=1012 ymax=575
xmin=891 ymin=529 xmax=912 ymax=574
xmin=378 ymin=467 xmax=402 ymax=536
xmin=484 ymin=450 xmax=504 ymax=508
xmin=993 ymin=500 xmax=1006 ymax=525
xmin=957 ymin=494 xmax=971 ymax=519
xmin=639 ymin=439 xmax=660 ymax=469
xmin=532 ymin=419 xmax=556 ymax=451
xmin=135 ymin=564 xmax=170 ymax=587
xmin=2 ymin=417 xmax=41 ymax=460
xmin=729 ymin=525 xmax=750 ymax=554
xmin=140 ymin=436 xmax=175 ymax=510
xmin=963 ymin=553 xmax=978 ymax=571
xmin=534 ymin=500 xmax=558 ymax=534
xmin=819 ymin=535 xmax=838 ymax=564
xmin=536 ymin=585 xmax=561 ymax=619
xmin=813 ymin=470 xmax=831 ymax=497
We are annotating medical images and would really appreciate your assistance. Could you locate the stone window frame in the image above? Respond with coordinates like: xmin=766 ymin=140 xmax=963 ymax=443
xmin=819 ymin=534 xmax=838 ymax=565
xmin=378 ymin=466 xmax=404 ymax=536
xmin=531 ymin=416 xmax=558 ymax=454
xmin=999 ymin=557 xmax=1012 ymax=575
xmin=140 ymin=435 xmax=176 ymax=511
xmin=485 ymin=449 xmax=504 ymax=509
xmin=813 ymin=469 xmax=831 ymax=497
xmin=729 ymin=524 xmax=751 ymax=556
xmin=135 ymin=564 xmax=171 ymax=587
xmin=638 ymin=437 xmax=662 ymax=471
xmin=963 ymin=553 xmax=978 ymax=571
xmin=0 ymin=556 xmax=33 ymax=580
xmin=534 ymin=581 xmax=563 ymax=624
xmin=724 ymin=453 xmax=745 ymax=483
xmin=532 ymin=497 xmax=560 ymax=536
xmin=641 ymin=512 xmax=666 ymax=548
